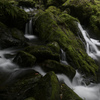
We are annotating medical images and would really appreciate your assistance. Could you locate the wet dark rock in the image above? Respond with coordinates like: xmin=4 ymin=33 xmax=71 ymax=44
xmin=13 ymin=51 xmax=36 ymax=68
xmin=0 ymin=0 xmax=28 ymax=31
xmin=0 ymin=69 xmax=41 ymax=100
xmin=26 ymin=71 xmax=60 ymax=100
xmin=0 ymin=22 xmax=27 ymax=49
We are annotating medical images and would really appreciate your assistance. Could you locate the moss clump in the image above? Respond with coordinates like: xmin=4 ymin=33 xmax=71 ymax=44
xmin=24 ymin=45 xmax=60 ymax=62
xmin=0 ymin=0 xmax=28 ymax=30
xmin=13 ymin=51 xmax=36 ymax=68
xmin=40 ymin=60 xmax=75 ymax=80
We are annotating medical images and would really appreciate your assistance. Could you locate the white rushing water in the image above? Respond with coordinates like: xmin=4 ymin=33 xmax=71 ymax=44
xmin=24 ymin=19 xmax=38 ymax=40
xmin=60 ymin=49 xmax=69 ymax=65
xmin=0 ymin=48 xmax=19 ymax=72
xmin=78 ymin=23 xmax=100 ymax=60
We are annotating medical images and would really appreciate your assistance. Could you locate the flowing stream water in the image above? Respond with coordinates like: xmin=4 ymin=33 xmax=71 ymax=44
xmin=0 ymin=18 xmax=100 ymax=100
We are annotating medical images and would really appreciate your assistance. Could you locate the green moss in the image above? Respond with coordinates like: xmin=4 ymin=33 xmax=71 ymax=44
xmin=13 ymin=51 xmax=36 ymax=68
xmin=66 ymin=45 xmax=98 ymax=77
xmin=46 ymin=6 xmax=61 ymax=15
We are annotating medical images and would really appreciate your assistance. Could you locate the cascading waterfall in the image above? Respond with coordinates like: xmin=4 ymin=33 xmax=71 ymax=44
xmin=78 ymin=22 xmax=100 ymax=60
xmin=60 ymin=49 xmax=68 ymax=65
xmin=24 ymin=18 xmax=38 ymax=40
xmin=0 ymin=13 xmax=100 ymax=99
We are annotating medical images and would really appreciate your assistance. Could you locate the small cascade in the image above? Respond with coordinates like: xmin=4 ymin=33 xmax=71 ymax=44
xmin=24 ymin=18 xmax=38 ymax=40
xmin=60 ymin=49 xmax=68 ymax=65
xmin=77 ymin=23 xmax=100 ymax=60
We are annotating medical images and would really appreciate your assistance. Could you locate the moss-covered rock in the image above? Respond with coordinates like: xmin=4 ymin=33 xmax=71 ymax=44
xmin=45 ymin=6 xmax=61 ymax=15
xmin=24 ymin=45 xmax=60 ymax=62
xmin=40 ymin=60 xmax=75 ymax=80
xmin=29 ymin=71 xmax=60 ymax=100
xmin=60 ymin=83 xmax=83 ymax=100
xmin=13 ymin=51 xmax=36 ymax=68
xmin=0 ymin=69 xmax=41 ymax=100
xmin=0 ymin=0 xmax=28 ymax=30
xmin=0 ymin=22 xmax=27 ymax=49
xmin=34 ymin=9 xmax=98 ymax=80
xmin=62 ymin=0 xmax=97 ymax=24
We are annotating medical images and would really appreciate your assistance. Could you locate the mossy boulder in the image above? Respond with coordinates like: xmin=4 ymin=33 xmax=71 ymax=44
xmin=0 ymin=22 xmax=27 ymax=49
xmin=18 ymin=0 xmax=35 ymax=8
xmin=0 ymin=69 xmax=41 ymax=100
xmin=24 ymin=45 xmax=60 ymax=62
xmin=13 ymin=51 xmax=36 ymax=68
xmin=28 ymin=71 xmax=60 ymax=100
xmin=40 ymin=60 xmax=76 ymax=80
xmin=34 ymin=9 xmax=98 ymax=80
xmin=62 ymin=0 xmax=97 ymax=24
xmin=0 ymin=0 xmax=28 ymax=30
xmin=60 ymin=83 xmax=83 ymax=100
xmin=65 ymin=45 xmax=98 ymax=80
